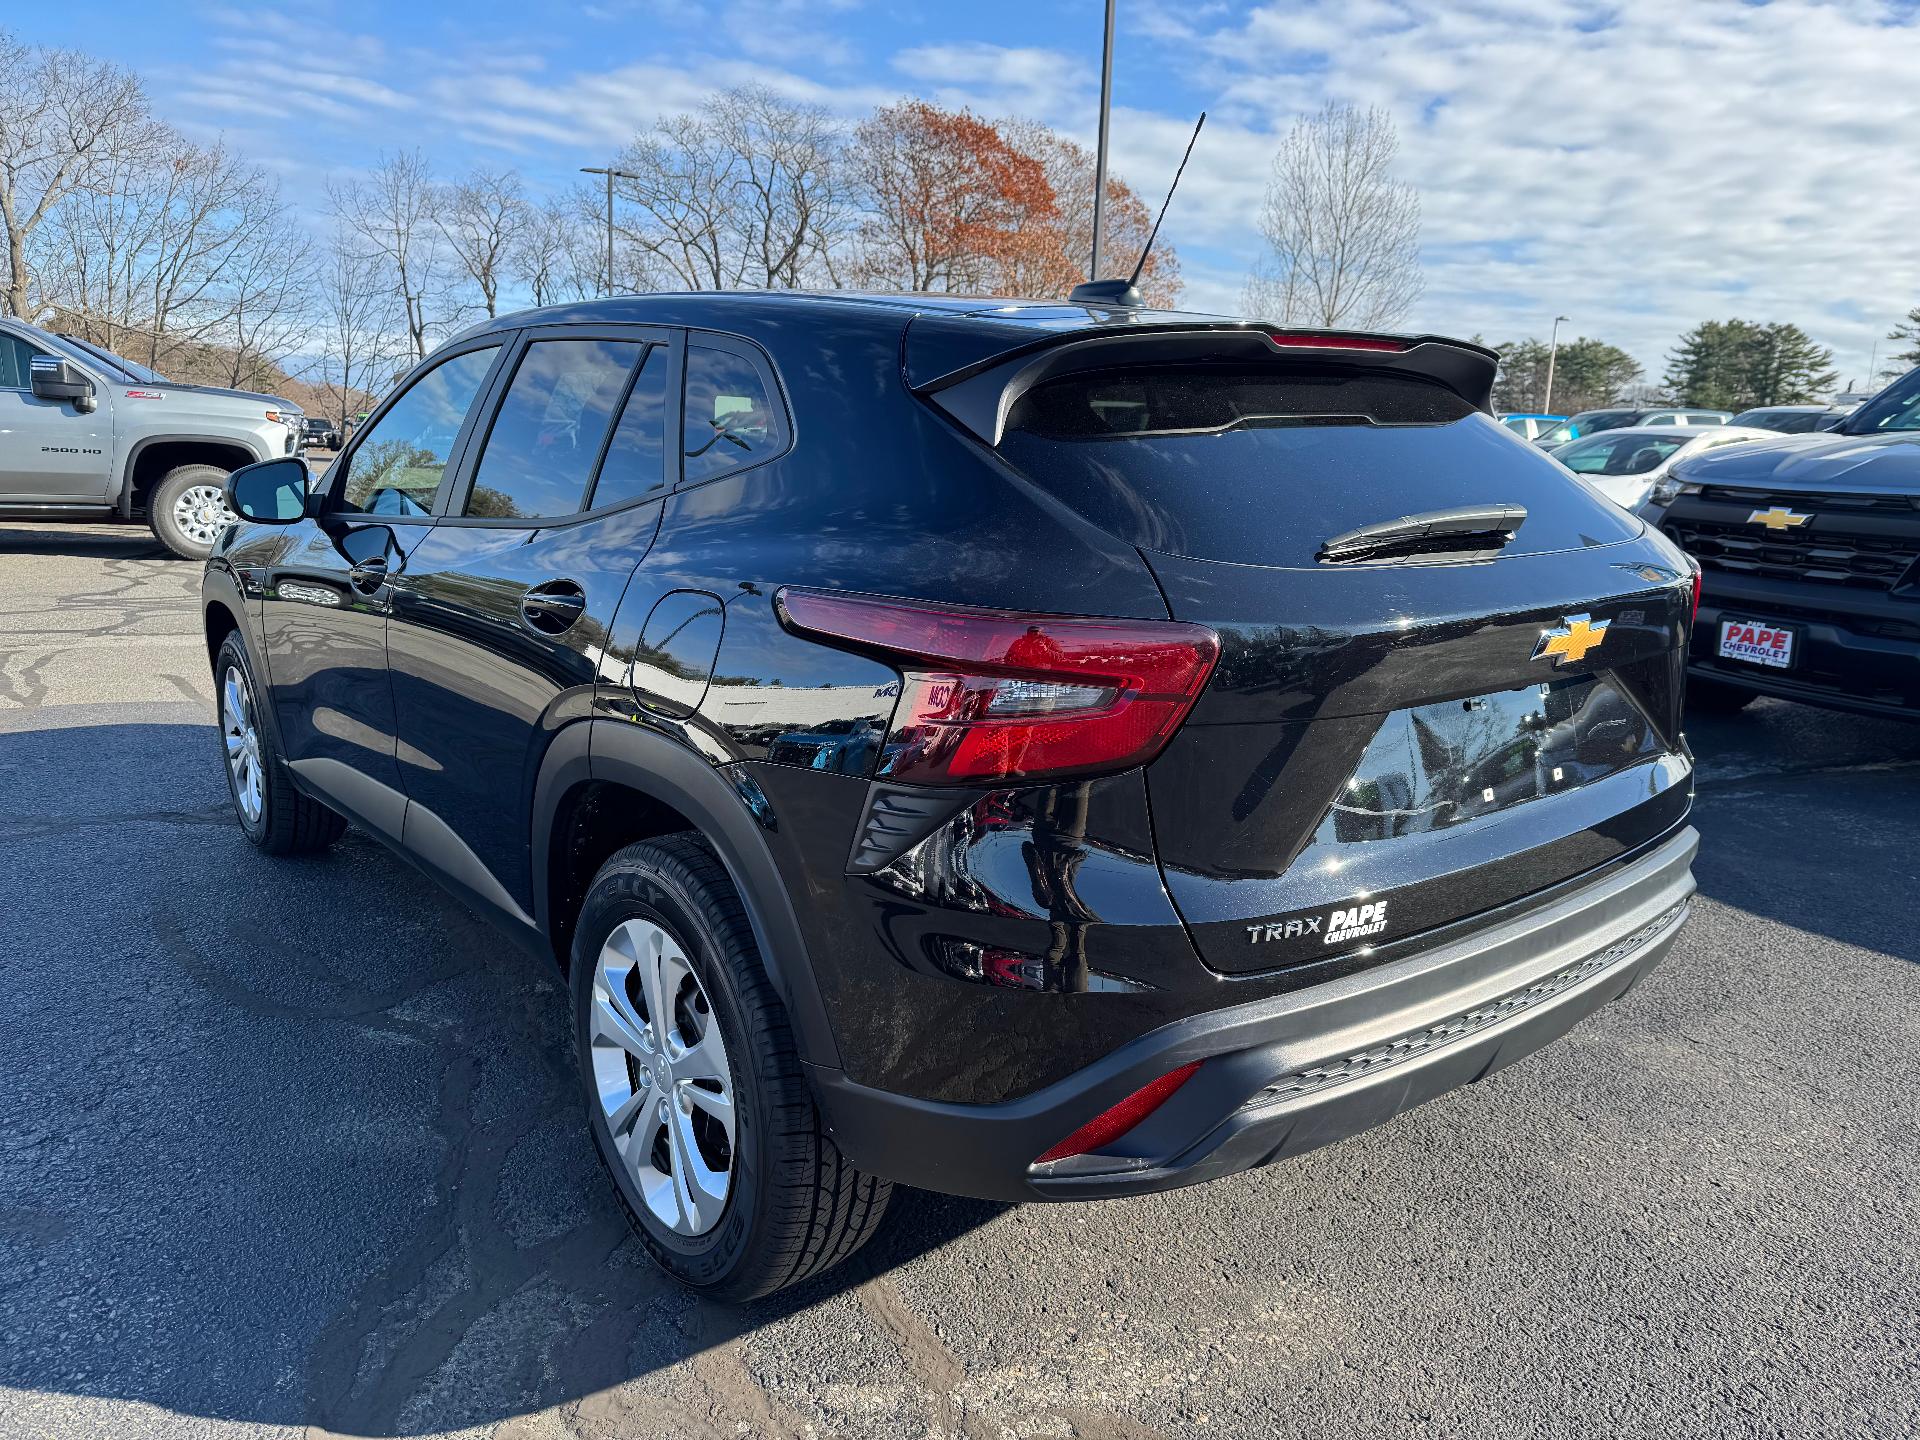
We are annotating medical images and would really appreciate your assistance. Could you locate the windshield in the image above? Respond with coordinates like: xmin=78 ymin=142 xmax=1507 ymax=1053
xmin=53 ymin=333 xmax=167 ymax=384
xmin=1553 ymin=432 xmax=1686 ymax=475
xmin=1843 ymin=369 xmax=1920 ymax=434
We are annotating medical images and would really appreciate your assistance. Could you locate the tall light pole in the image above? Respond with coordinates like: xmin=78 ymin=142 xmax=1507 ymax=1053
xmin=1543 ymin=314 xmax=1571 ymax=413
xmin=1089 ymin=0 xmax=1116 ymax=280
xmin=580 ymin=166 xmax=643 ymax=297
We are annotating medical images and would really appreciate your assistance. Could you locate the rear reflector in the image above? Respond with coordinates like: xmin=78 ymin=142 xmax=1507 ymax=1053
xmin=1264 ymin=330 xmax=1409 ymax=353
xmin=1690 ymin=569 xmax=1702 ymax=624
xmin=775 ymin=589 xmax=1220 ymax=786
xmin=1034 ymin=1062 xmax=1203 ymax=1165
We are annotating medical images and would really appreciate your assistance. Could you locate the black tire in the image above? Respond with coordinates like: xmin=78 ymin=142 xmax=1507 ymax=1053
xmin=214 ymin=632 xmax=347 ymax=855
xmin=571 ymin=834 xmax=891 ymax=1300
xmin=149 ymin=463 xmax=236 ymax=561
xmin=1687 ymin=677 xmax=1760 ymax=714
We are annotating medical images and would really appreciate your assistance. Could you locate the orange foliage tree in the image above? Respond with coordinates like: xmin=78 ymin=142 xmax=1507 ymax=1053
xmin=851 ymin=102 xmax=1181 ymax=306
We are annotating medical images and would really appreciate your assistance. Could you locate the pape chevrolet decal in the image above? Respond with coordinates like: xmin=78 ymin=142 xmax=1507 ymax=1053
xmin=1247 ymin=899 xmax=1389 ymax=947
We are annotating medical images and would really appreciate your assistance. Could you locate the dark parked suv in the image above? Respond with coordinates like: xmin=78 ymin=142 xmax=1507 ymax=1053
xmin=1648 ymin=366 xmax=1920 ymax=718
xmin=203 ymin=293 xmax=1701 ymax=1298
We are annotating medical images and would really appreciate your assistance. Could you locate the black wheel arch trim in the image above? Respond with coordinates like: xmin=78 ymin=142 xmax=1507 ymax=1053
xmin=119 ymin=432 xmax=269 ymax=516
xmin=532 ymin=718 xmax=843 ymax=1071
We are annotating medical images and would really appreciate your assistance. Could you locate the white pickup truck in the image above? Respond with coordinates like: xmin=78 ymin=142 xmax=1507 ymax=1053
xmin=0 ymin=316 xmax=302 ymax=558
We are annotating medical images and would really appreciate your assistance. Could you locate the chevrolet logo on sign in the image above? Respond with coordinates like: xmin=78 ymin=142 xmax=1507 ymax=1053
xmin=1749 ymin=506 xmax=1810 ymax=530
xmin=1533 ymin=614 xmax=1610 ymax=667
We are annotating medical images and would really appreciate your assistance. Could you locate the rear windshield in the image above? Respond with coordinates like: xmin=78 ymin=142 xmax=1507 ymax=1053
xmin=996 ymin=366 xmax=1640 ymax=568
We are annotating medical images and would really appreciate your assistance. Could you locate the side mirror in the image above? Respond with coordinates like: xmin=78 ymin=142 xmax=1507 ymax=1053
xmin=29 ymin=356 xmax=96 ymax=413
xmin=224 ymin=456 xmax=311 ymax=524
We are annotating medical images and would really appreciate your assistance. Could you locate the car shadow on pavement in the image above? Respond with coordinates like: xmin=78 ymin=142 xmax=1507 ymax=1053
xmin=0 ymin=521 xmax=175 ymax=560
xmin=1687 ymin=702 xmax=1920 ymax=965
xmin=0 ymin=719 xmax=1006 ymax=1435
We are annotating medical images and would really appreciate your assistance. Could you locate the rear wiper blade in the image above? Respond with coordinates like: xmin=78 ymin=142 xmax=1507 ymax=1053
xmin=1318 ymin=503 xmax=1527 ymax=566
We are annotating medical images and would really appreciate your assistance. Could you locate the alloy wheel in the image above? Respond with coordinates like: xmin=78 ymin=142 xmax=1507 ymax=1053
xmin=588 ymin=917 xmax=737 ymax=1236
xmin=221 ymin=664 xmax=264 ymax=826
xmin=175 ymin=484 xmax=236 ymax=547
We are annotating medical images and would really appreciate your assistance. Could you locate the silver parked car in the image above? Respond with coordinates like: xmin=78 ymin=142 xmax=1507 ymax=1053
xmin=1548 ymin=423 xmax=1773 ymax=510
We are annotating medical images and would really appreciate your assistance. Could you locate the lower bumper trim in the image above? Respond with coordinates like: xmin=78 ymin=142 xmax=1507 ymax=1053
xmin=1252 ymin=900 xmax=1689 ymax=1108
xmin=812 ymin=826 xmax=1697 ymax=1203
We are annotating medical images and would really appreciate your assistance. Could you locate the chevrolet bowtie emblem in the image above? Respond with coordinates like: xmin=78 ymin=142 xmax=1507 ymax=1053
xmin=1533 ymin=614 xmax=1610 ymax=667
xmin=1749 ymin=506 xmax=1810 ymax=530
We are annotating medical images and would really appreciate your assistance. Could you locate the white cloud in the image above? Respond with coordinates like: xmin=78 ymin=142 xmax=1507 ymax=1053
xmin=1151 ymin=0 xmax=1920 ymax=380
xmin=149 ymin=2 xmax=1920 ymax=384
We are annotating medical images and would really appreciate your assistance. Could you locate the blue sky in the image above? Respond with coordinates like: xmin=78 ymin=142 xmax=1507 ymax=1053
xmin=19 ymin=1 xmax=1920 ymax=387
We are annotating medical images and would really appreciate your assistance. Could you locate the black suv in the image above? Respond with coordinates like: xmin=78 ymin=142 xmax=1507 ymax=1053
xmin=203 ymin=293 xmax=1701 ymax=1298
xmin=1649 ymin=366 xmax=1920 ymax=718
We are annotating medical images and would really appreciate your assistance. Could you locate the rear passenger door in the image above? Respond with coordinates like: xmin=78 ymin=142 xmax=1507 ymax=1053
xmin=385 ymin=325 xmax=680 ymax=927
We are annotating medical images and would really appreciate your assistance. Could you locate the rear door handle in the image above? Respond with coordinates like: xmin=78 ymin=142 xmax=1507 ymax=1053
xmin=521 ymin=579 xmax=587 ymax=635
xmin=348 ymin=555 xmax=392 ymax=591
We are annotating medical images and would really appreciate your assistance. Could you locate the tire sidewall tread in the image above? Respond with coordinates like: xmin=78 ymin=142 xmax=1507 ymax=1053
xmin=570 ymin=834 xmax=890 ymax=1301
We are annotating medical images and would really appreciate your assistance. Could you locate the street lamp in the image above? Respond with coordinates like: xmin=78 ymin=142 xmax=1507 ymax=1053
xmin=580 ymin=166 xmax=644 ymax=298
xmin=1543 ymin=314 xmax=1571 ymax=413
xmin=1089 ymin=0 xmax=1116 ymax=280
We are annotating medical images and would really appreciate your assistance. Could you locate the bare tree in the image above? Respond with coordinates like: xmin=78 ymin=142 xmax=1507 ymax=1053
xmin=329 ymin=150 xmax=446 ymax=360
xmin=1244 ymin=104 xmax=1422 ymax=329
xmin=611 ymin=85 xmax=850 ymax=291
xmin=707 ymin=85 xmax=850 ymax=288
xmin=34 ymin=123 xmax=314 ymax=394
xmin=614 ymin=113 xmax=739 ymax=289
xmin=313 ymin=231 xmax=405 ymax=434
xmin=438 ymin=167 xmax=526 ymax=319
xmin=0 ymin=28 xmax=153 ymax=318
xmin=511 ymin=195 xmax=600 ymax=307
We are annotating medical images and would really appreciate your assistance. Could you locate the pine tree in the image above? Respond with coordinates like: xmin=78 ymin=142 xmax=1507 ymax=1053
xmin=1889 ymin=307 xmax=1920 ymax=371
xmin=1665 ymin=320 xmax=1836 ymax=409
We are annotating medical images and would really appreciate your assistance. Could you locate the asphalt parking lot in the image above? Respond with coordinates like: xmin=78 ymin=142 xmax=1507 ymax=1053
xmin=3 ymin=519 xmax=1918 ymax=1440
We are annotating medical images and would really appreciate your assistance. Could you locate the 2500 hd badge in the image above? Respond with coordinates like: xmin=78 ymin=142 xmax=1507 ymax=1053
xmin=1247 ymin=899 xmax=1390 ymax=947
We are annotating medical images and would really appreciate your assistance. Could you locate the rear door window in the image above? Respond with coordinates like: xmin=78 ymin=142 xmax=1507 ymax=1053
xmin=996 ymin=365 xmax=1638 ymax=568
xmin=682 ymin=343 xmax=787 ymax=483
xmin=466 ymin=338 xmax=643 ymax=519
xmin=587 ymin=346 xmax=671 ymax=509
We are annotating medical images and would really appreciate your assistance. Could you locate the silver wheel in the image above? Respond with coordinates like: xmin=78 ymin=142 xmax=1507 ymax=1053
xmin=174 ymin=483 xmax=235 ymax=547
xmin=221 ymin=663 xmax=264 ymax=826
xmin=589 ymin=917 xmax=737 ymax=1237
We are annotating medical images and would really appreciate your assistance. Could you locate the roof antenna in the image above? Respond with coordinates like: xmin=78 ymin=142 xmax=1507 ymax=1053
xmin=1070 ymin=110 xmax=1205 ymax=311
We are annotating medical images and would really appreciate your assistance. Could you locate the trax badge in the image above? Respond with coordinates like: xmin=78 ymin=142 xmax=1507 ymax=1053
xmin=1246 ymin=899 xmax=1389 ymax=947
xmin=1748 ymin=506 xmax=1810 ymax=530
xmin=1532 ymin=613 xmax=1610 ymax=667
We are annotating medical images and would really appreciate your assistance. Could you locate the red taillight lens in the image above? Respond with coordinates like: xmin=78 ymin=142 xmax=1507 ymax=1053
xmin=1690 ymin=569 xmax=1702 ymax=624
xmin=1264 ymin=330 xmax=1408 ymax=353
xmin=775 ymin=589 xmax=1220 ymax=786
xmin=1034 ymin=1061 xmax=1203 ymax=1165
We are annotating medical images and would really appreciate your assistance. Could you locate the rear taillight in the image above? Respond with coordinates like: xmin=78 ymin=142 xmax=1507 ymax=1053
xmin=1690 ymin=569 xmax=1702 ymax=624
xmin=775 ymin=589 xmax=1220 ymax=786
xmin=1034 ymin=1062 xmax=1202 ymax=1165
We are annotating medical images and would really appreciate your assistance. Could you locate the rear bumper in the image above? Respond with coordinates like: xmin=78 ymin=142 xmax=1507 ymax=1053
xmin=1689 ymin=592 xmax=1920 ymax=717
xmin=811 ymin=825 xmax=1698 ymax=1202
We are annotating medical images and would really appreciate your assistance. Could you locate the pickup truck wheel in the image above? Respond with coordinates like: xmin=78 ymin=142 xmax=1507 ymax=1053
xmin=572 ymin=835 xmax=891 ymax=1300
xmin=151 ymin=464 xmax=238 ymax=560
xmin=215 ymin=632 xmax=347 ymax=854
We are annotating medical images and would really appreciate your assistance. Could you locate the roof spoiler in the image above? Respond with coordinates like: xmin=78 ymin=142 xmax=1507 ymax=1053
xmin=913 ymin=325 xmax=1499 ymax=447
